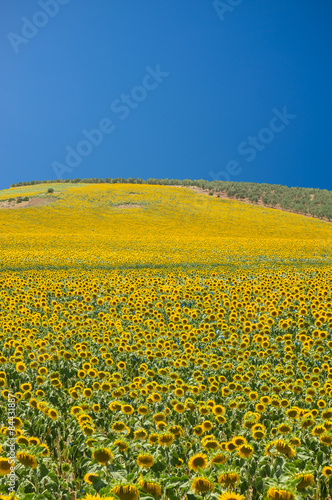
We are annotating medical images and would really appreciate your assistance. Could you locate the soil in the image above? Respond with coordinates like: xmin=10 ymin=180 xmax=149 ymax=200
xmin=0 ymin=196 xmax=54 ymax=209
xmin=114 ymin=204 xmax=141 ymax=209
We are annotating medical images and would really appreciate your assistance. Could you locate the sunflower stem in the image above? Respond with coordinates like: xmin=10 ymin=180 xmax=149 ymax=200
xmin=33 ymin=468 xmax=39 ymax=494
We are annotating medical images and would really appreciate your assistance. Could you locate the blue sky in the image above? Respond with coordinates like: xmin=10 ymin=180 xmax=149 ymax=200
xmin=1 ymin=0 xmax=331 ymax=190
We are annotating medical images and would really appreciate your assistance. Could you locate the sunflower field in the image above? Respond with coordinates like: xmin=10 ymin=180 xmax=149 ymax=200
xmin=0 ymin=183 xmax=332 ymax=500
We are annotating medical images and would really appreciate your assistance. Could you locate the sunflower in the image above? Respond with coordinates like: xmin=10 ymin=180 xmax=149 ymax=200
xmin=252 ymin=430 xmax=265 ymax=440
xmin=78 ymin=495 xmax=116 ymax=500
xmin=202 ymin=420 xmax=213 ymax=431
xmin=122 ymin=404 xmax=134 ymax=415
xmin=114 ymin=440 xmax=129 ymax=452
xmin=168 ymin=425 xmax=183 ymax=437
xmin=312 ymin=425 xmax=326 ymax=436
xmin=295 ymin=473 xmax=315 ymax=490
xmin=137 ymin=405 xmax=149 ymax=415
xmin=40 ymin=444 xmax=50 ymax=457
xmin=322 ymin=466 xmax=332 ymax=477
xmin=218 ymin=493 xmax=245 ymax=500
xmin=320 ymin=434 xmax=332 ymax=446
xmin=136 ymin=454 xmax=154 ymax=468
xmin=92 ymin=448 xmax=114 ymax=465
xmin=173 ymin=403 xmax=186 ymax=413
xmin=112 ymin=421 xmax=127 ymax=432
xmin=156 ymin=421 xmax=167 ymax=431
xmin=322 ymin=409 xmax=332 ymax=420
xmin=237 ymin=444 xmax=254 ymax=459
xmin=16 ymin=451 xmax=37 ymax=469
xmin=203 ymin=439 xmax=219 ymax=450
xmin=153 ymin=413 xmax=166 ymax=423
xmin=11 ymin=417 xmax=23 ymax=429
xmin=28 ymin=437 xmax=40 ymax=446
xmin=158 ymin=433 xmax=175 ymax=447
xmin=278 ymin=424 xmax=292 ymax=434
xmin=188 ymin=453 xmax=208 ymax=471
xmin=84 ymin=472 xmax=98 ymax=484
xmin=149 ymin=433 xmax=159 ymax=444
xmin=138 ymin=479 xmax=162 ymax=497
xmin=218 ymin=472 xmax=240 ymax=487
xmin=286 ymin=408 xmax=299 ymax=419
xmin=0 ymin=458 xmax=11 ymax=475
xmin=134 ymin=429 xmax=148 ymax=440
xmin=266 ymin=488 xmax=295 ymax=500
xmin=82 ymin=424 xmax=95 ymax=436
xmin=289 ymin=437 xmax=301 ymax=447
xmin=232 ymin=436 xmax=247 ymax=447
xmin=48 ymin=409 xmax=58 ymax=420
xmin=70 ymin=406 xmax=83 ymax=416
xmin=86 ymin=439 xmax=97 ymax=448
xmin=226 ymin=441 xmax=237 ymax=452
xmin=111 ymin=484 xmax=139 ymax=500
xmin=16 ymin=436 xmax=29 ymax=445
xmin=210 ymin=453 xmax=227 ymax=466
xmin=193 ymin=425 xmax=204 ymax=436
xmin=191 ymin=477 xmax=214 ymax=494
xmin=16 ymin=362 xmax=26 ymax=372
xmin=213 ymin=405 xmax=225 ymax=416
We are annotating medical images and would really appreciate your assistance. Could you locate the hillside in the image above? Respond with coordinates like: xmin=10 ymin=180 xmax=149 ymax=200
xmin=0 ymin=182 xmax=331 ymax=271
xmin=8 ymin=178 xmax=332 ymax=221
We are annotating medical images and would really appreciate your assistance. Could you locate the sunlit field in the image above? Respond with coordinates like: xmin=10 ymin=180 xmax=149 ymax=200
xmin=0 ymin=184 xmax=332 ymax=500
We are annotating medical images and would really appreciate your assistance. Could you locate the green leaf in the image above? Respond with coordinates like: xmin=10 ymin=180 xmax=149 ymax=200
xmin=39 ymin=463 xmax=49 ymax=479
xmin=92 ymin=476 xmax=108 ymax=492
xmin=255 ymin=476 xmax=264 ymax=494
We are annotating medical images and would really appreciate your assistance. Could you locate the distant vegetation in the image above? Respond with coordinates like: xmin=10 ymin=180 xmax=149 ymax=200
xmin=9 ymin=177 xmax=332 ymax=220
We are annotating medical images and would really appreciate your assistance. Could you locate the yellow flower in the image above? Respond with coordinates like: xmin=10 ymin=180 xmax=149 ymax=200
xmin=148 ymin=433 xmax=159 ymax=444
xmin=188 ymin=453 xmax=208 ymax=471
xmin=322 ymin=409 xmax=332 ymax=420
xmin=278 ymin=424 xmax=292 ymax=434
xmin=92 ymin=448 xmax=114 ymax=465
xmin=218 ymin=472 xmax=240 ymax=487
xmin=210 ymin=453 xmax=227 ymax=466
xmin=322 ymin=466 xmax=332 ymax=477
xmin=295 ymin=473 xmax=315 ymax=490
xmin=158 ymin=433 xmax=175 ymax=447
xmin=218 ymin=493 xmax=245 ymax=500
xmin=193 ymin=425 xmax=204 ymax=436
xmin=111 ymin=484 xmax=139 ymax=500
xmin=40 ymin=444 xmax=50 ymax=457
xmin=312 ymin=425 xmax=326 ymax=436
xmin=232 ymin=436 xmax=247 ymax=447
xmin=122 ymin=404 xmax=134 ymax=415
xmin=0 ymin=458 xmax=11 ymax=475
xmin=320 ymin=435 xmax=332 ymax=446
xmin=16 ymin=362 xmax=26 ymax=372
xmin=136 ymin=454 xmax=154 ymax=468
xmin=138 ymin=479 xmax=162 ymax=497
xmin=266 ymin=488 xmax=295 ymax=500
xmin=28 ymin=436 xmax=40 ymax=446
xmin=191 ymin=477 xmax=214 ymax=494
xmin=16 ymin=451 xmax=37 ymax=469
xmin=48 ymin=409 xmax=58 ymax=420
xmin=112 ymin=421 xmax=127 ymax=432
xmin=134 ymin=429 xmax=148 ymax=440
xmin=237 ymin=444 xmax=254 ymax=459
xmin=16 ymin=436 xmax=29 ymax=446
xmin=114 ymin=440 xmax=129 ymax=452
xmin=84 ymin=472 xmax=98 ymax=485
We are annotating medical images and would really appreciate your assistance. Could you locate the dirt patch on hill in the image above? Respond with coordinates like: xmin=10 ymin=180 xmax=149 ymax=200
xmin=0 ymin=197 xmax=54 ymax=209
xmin=114 ymin=203 xmax=142 ymax=209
